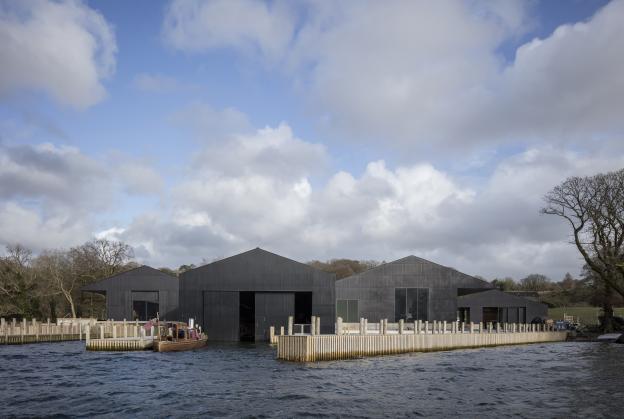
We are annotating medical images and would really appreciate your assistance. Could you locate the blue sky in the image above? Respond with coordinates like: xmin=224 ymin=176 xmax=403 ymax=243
xmin=1 ymin=0 xmax=623 ymax=280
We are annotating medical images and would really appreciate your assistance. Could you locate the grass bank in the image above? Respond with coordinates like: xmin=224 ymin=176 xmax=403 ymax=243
xmin=548 ymin=306 xmax=624 ymax=325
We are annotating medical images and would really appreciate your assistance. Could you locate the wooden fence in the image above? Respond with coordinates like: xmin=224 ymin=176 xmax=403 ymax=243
xmin=275 ymin=317 xmax=568 ymax=361
xmin=0 ymin=318 xmax=149 ymax=346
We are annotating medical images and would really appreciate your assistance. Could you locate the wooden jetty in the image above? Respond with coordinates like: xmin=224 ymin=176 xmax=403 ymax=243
xmin=275 ymin=317 xmax=568 ymax=361
xmin=0 ymin=317 xmax=156 ymax=351
xmin=85 ymin=320 xmax=155 ymax=351
xmin=0 ymin=317 xmax=90 ymax=345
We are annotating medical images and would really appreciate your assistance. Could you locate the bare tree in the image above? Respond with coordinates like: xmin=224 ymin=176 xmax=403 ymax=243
xmin=35 ymin=251 xmax=78 ymax=318
xmin=75 ymin=239 xmax=135 ymax=279
xmin=542 ymin=169 xmax=624 ymax=331
xmin=0 ymin=245 xmax=40 ymax=316
xmin=520 ymin=274 xmax=551 ymax=291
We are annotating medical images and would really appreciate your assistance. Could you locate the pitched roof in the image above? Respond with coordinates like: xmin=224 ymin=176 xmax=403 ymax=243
xmin=81 ymin=265 xmax=177 ymax=291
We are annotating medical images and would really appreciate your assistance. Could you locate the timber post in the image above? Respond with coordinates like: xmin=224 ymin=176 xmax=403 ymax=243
xmin=336 ymin=317 xmax=343 ymax=335
xmin=398 ymin=319 xmax=404 ymax=334
xmin=287 ymin=316 xmax=293 ymax=336
xmin=315 ymin=317 xmax=321 ymax=335
xmin=310 ymin=316 xmax=316 ymax=335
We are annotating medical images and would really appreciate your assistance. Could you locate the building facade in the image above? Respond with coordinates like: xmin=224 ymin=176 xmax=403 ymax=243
xmin=179 ymin=248 xmax=336 ymax=341
xmin=81 ymin=265 xmax=179 ymax=321
xmin=335 ymin=256 xmax=493 ymax=323
xmin=457 ymin=289 xmax=548 ymax=324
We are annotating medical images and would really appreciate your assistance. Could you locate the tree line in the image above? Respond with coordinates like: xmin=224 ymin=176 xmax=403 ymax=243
xmin=0 ymin=239 xmax=135 ymax=320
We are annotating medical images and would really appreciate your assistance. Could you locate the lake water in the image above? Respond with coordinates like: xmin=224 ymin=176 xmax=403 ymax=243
xmin=1 ymin=341 xmax=622 ymax=418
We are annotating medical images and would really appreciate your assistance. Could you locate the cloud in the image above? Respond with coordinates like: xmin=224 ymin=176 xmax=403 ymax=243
xmin=100 ymin=117 xmax=623 ymax=280
xmin=162 ymin=0 xmax=295 ymax=62
xmin=0 ymin=142 xmax=110 ymax=210
xmin=0 ymin=0 xmax=116 ymax=108
xmin=4 ymin=126 xmax=622 ymax=280
xmin=162 ymin=0 xmax=624 ymax=152
xmin=170 ymin=101 xmax=253 ymax=142
xmin=0 ymin=142 xmax=165 ymax=253
xmin=117 ymin=162 xmax=164 ymax=196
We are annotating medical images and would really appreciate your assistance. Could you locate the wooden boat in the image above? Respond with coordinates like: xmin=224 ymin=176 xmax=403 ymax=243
xmin=154 ymin=336 xmax=207 ymax=352
xmin=153 ymin=320 xmax=207 ymax=352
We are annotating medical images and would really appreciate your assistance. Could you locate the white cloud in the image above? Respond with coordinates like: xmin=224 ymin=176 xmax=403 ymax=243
xmin=0 ymin=0 xmax=117 ymax=108
xmin=163 ymin=0 xmax=295 ymax=62
xmin=171 ymin=101 xmax=252 ymax=142
xmin=162 ymin=0 xmax=624 ymax=152
xmin=117 ymin=162 xmax=164 ymax=196
xmin=115 ymin=133 xmax=623 ymax=279
xmin=4 ymin=128 xmax=622 ymax=280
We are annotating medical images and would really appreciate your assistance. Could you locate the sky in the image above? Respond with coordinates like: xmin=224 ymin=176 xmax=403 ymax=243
xmin=1 ymin=0 xmax=623 ymax=280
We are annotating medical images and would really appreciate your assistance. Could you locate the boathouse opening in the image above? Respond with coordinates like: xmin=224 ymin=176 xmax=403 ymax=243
xmin=238 ymin=291 xmax=312 ymax=342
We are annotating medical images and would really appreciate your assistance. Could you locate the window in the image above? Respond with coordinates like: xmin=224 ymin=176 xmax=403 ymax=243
xmin=395 ymin=288 xmax=429 ymax=322
xmin=497 ymin=307 xmax=526 ymax=323
xmin=336 ymin=300 xmax=359 ymax=323
xmin=131 ymin=291 xmax=159 ymax=321
xmin=458 ymin=307 xmax=470 ymax=323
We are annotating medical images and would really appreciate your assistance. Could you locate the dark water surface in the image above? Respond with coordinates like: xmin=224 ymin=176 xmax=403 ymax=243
xmin=1 ymin=341 xmax=622 ymax=418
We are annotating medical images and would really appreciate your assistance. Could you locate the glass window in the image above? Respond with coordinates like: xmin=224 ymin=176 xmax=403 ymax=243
xmin=336 ymin=300 xmax=359 ymax=323
xmin=395 ymin=288 xmax=406 ymax=322
xmin=131 ymin=291 xmax=159 ymax=321
xmin=395 ymin=288 xmax=428 ymax=321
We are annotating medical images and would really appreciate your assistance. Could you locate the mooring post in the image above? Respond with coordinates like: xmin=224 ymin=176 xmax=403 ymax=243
xmin=336 ymin=317 xmax=343 ymax=335
xmin=443 ymin=321 xmax=447 ymax=334
xmin=452 ymin=321 xmax=456 ymax=334
xmin=150 ymin=326 xmax=154 ymax=338
xmin=414 ymin=320 xmax=419 ymax=335
xmin=399 ymin=319 xmax=404 ymax=334
xmin=310 ymin=316 xmax=316 ymax=335
xmin=100 ymin=325 xmax=104 ymax=340
xmin=287 ymin=316 xmax=293 ymax=336
xmin=315 ymin=316 xmax=321 ymax=335
xmin=86 ymin=324 xmax=90 ymax=345
xmin=280 ymin=326 xmax=284 ymax=336
xmin=112 ymin=324 xmax=117 ymax=339
xmin=269 ymin=326 xmax=275 ymax=343
xmin=359 ymin=318 xmax=364 ymax=335
xmin=424 ymin=320 xmax=429 ymax=334
xmin=469 ymin=322 xmax=474 ymax=333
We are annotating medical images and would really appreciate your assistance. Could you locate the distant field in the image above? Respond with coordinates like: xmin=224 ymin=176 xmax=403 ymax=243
xmin=548 ymin=306 xmax=624 ymax=325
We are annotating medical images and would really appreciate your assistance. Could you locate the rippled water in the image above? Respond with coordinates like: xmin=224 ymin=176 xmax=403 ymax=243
xmin=1 ymin=341 xmax=622 ymax=418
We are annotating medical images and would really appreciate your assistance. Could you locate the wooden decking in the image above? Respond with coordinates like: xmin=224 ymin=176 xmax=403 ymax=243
xmin=0 ymin=318 xmax=87 ymax=345
xmin=276 ymin=318 xmax=568 ymax=361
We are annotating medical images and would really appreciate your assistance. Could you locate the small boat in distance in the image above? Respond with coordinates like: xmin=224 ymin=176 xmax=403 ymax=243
xmin=153 ymin=319 xmax=207 ymax=352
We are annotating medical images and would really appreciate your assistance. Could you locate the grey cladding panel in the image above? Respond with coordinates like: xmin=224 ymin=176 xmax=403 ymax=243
xmin=254 ymin=293 xmax=294 ymax=341
xmin=203 ymin=291 xmax=239 ymax=341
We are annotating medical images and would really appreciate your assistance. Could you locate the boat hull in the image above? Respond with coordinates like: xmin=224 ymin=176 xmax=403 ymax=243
xmin=153 ymin=338 xmax=207 ymax=352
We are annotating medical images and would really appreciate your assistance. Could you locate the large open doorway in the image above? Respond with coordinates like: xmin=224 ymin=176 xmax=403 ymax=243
xmin=239 ymin=291 xmax=255 ymax=341
xmin=235 ymin=291 xmax=312 ymax=341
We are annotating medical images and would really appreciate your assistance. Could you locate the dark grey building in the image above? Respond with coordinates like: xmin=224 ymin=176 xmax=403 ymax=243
xmin=81 ymin=265 xmax=179 ymax=321
xmin=179 ymin=248 xmax=336 ymax=342
xmin=457 ymin=289 xmax=548 ymax=324
xmin=335 ymin=256 xmax=493 ymax=323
